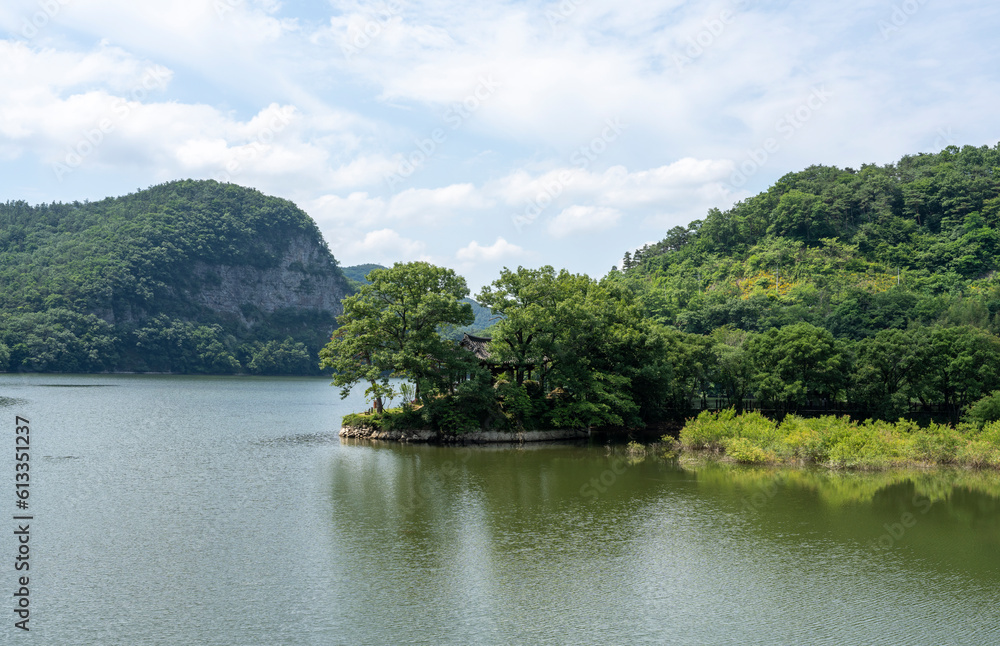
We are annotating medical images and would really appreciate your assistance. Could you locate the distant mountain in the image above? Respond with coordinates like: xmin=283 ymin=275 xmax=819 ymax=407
xmin=340 ymin=263 xmax=386 ymax=284
xmin=0 ymin=179 xmax=352 ymax=374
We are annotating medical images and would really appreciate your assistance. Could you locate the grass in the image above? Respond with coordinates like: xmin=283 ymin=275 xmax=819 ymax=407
xmin=677 ymin=409 xmax=1000 ymax=469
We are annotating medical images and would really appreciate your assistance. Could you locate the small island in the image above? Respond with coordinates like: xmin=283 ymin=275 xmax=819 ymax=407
xmin=322 ymin=145 xmax=1000 ymax=460
xmin=321 ymin=261 xmax=645 ymax=442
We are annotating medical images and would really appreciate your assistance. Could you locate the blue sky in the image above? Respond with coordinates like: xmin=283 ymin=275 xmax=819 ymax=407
xmin=2 ymin=0 xmax=999 ymax=292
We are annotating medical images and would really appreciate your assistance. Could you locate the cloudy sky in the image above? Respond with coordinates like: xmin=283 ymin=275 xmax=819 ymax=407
xmin=2 ymin=0 xmax=998 ymax=291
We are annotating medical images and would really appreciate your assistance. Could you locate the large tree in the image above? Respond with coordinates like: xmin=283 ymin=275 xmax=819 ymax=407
xmin=477 ymin=266 xmax=669 ymax=429
xmin=851 ymin=328 xmax=924 ymax=418
xmin=319 ymin=262 xmax=473 ymax=412
xmin=912 ymin=325 xmax=1000 ymax=418
xmin=745 ymin=322 xmax=845 ymax=411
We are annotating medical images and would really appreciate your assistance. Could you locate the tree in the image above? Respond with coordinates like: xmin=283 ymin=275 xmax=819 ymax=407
xmin=476 ymin=266 xmax=562 ymax=389
xmin=708 ymin=326 xmax=753 ymax=411
xmin=478 ymin=267 xmax=667 ymax=429
xmin=746 ymin=322 xmax=845 ymax=411
xmin=912 ymin=325 xmax=1000 ymax=418
xmin=245 ymin=338 xmax=312 ymax=375
xmin=963 ymin=390 xmax=1000 ymax=428
xmin=852 ymin=328 xmax=923 ymax=418
xmin=319 ymin=262 xmax=473 ymax=412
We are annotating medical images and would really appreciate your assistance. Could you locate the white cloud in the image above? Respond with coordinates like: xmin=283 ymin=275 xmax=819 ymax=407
xmin=2 ymin=0 xmax=999 ymax=287
xmin=357 ymin=228 xmax=427 ymax=261
xmin=548 ymin=206 xmax=622 ymax=238
xmin=386 ymin=183 xmax=492 ymax=223
xmin=456 ymin=237 xmax=524 ymax=263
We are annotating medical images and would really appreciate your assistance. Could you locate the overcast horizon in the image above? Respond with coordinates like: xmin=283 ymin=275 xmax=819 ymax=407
xmin=2 ymin=0 xmax=999 ymax=291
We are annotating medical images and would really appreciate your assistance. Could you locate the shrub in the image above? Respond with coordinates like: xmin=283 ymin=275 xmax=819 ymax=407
xmin=906 ymin=422 xmax=963 ymax=464
xmin=723 ymin=436 xmax=775 ymax=464
xmin=963 ymin=391 xmax=1000 ymax=429
xmin=679 ymin=411 xmax=1000 ymax=469
xmin=680 ymin=408 xmax=739 ymax=450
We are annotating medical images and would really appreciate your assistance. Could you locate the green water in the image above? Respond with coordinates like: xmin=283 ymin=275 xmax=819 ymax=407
xmin=1 ymin=374 xmax=998 ymax=644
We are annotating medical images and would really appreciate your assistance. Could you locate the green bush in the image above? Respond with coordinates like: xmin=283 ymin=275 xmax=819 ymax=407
xmin=679 ymin=411 xmax=1000 ymax=469
xmin=963 ymin=391 xmax=1000 ymax=429
xmin=722 ymin=436 xmax=775 ymax=464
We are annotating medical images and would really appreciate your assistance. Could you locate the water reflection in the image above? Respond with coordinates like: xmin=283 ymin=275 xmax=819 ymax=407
xmin=680 ymin=459 xmax=1000 ymax=577
xmin=324 ymin=443 xmax=1000 ymax=644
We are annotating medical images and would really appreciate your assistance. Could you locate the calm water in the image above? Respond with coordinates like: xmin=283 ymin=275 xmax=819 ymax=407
xmin=1 ymin=373 xmax=998 ymax=645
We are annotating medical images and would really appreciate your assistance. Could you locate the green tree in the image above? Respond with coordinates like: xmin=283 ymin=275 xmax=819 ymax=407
xmin=963 ymin=390 xmax=1000 ymax=428
xmin=746 ymin=322 xmax=845 ymax=411
xmin=708 ymin=326 xmax=753 ymax=411
xmin=476 ymin=266 xmax=563 ymax=388
xmin=913 ymin=325 xmax=1000 ymax=418
xmin=851 ymin=328 xmax=923 ymax=418
xmin=319 ymin=261 xmax=473 ymax=412
xmin=244 ymin=338 xmax=312 ymax=375
xmin=132 ymin=317 xmax=240 ymax=374
xmin=478 ymin=267 xmax=669 ymax=429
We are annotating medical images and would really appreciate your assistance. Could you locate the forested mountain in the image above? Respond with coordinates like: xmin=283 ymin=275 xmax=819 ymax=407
xmin=618 ymin=144 xmax=1000 ymax=336
xmin=0 ymin=180 xmax=352 ymax=374
xmin=340 ymin=263 xmax=386 ymax=286
xmin=608 ymin=143 xmax=1000 ymax=420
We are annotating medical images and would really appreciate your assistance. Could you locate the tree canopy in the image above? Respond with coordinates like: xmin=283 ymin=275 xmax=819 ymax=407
xmin=319 ymin=262 xmax=474 ymax=412
xmin=0 ymin=179 xmax=349 ymax=374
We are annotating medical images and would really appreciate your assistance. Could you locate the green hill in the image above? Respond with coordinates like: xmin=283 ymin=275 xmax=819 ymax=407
xmin=617 ymin=143 xmax=1000 ymax=339
xmin=603 ymin=143 xmax=1000 ymax=421
xmin=340 ymin=263 xmax=386 ymax=285
xmin=0 ymin=179 xmax=352 ymax=374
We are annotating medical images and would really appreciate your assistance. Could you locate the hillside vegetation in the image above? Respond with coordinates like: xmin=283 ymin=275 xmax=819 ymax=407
xmin=609 ymin=143 xmax=1000 ymax=422
xmin=0 ymin=180 xmax=350 ymax=374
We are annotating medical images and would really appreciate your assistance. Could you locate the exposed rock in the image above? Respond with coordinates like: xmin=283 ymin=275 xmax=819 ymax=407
xmin=189 ymin=232 xmax=350 ymax=327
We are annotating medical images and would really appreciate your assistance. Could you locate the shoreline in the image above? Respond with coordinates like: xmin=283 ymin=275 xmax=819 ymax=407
xmin=339 ymin=425 xmax=590 ymax=444
xmin=671 ymin=445 xmax=1000 ymax=472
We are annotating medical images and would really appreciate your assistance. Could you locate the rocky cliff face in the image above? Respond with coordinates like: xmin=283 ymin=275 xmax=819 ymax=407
xmin=189 ymin=232 xmax=351 ymax=327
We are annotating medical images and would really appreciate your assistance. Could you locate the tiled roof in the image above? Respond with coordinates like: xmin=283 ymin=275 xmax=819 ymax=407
xmin=459 ymin=333 xmax=492 ymax=361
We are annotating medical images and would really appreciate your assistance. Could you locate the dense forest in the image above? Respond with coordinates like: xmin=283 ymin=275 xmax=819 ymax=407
xmin=606 ymin=143 xmax=1000 ymax=422
xmin=0 ymin=180 xmax=351 ymax=375
xmin=330 ymin=144 xmax=1000 ymax=436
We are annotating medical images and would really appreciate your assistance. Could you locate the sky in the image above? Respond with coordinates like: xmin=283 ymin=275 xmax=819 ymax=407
xmin=2 ymin=0 xmax=999 ymax=293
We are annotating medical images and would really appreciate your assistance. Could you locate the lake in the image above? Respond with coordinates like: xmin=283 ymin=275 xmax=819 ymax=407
xmin=1 ymin=373 xmax=998 ymax=645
